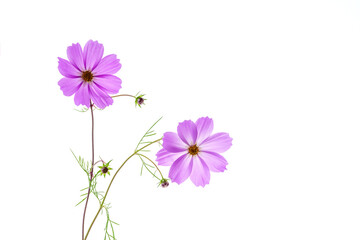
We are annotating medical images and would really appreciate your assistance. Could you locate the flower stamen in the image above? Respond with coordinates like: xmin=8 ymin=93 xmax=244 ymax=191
xmin=188 ymin=145 xmax=199 ymax=156
xmin=82 ymin=71 xmax=93 ymax=82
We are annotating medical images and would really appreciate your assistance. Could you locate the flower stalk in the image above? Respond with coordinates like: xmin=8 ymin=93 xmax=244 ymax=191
xmin=84 ymin=137 xmax=163 ymax=240
xmin=137 ymin=153 xmax=164 ymax=179
xmin=82 ymin=102 xmax=95 ymax=240
xmin=111 ymin=94 xmax=136 ymax=99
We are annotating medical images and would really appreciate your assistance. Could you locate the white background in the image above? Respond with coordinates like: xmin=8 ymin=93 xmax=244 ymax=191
xmin=0 ymin=0 xmax=360 ymax=239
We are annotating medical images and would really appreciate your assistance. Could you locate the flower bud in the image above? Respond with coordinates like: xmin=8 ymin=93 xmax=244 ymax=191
xmin=101 ymin=166 xmax=109 ymax=174
xmin=135 ymin=94 xmax=146 ymax=108
xmin=137 ymin=97 xmax=144 ymax=105
xmin=98 ymin=160 xmax=113 ymax=177
xmin=160 ymin=179 xmax=169 ymax=188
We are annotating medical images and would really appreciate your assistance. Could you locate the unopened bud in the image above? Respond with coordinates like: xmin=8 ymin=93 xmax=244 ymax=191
xmin=135 ymin=94 xmax=146 ymax=107
xmin=101 ymin=167 xmax=109 ymax=174
xmin=161 ymin=180 xmax=169 ymax=188
xmin=98 ymin=160 xmax=113 ymax=177
xmin=137 ymin=97 xmax=144 ymax=105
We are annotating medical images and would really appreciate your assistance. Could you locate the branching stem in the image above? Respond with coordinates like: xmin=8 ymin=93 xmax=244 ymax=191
xmin=93 ymin=159 xmax=106 ymax=166
xmin=137 ymin=153 xmax=164 ymax=179
xmin=84 ymin=138 xmax=162 ymax=240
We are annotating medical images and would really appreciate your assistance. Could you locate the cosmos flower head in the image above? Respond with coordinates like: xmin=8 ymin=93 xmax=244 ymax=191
xmin=156 ymin=117 xmax=232 ymax=187
xmin=58 ymin=40 xmax=122 ymax=109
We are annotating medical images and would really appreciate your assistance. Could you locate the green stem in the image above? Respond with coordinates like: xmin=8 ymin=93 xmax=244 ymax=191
xmin=111 ymin=94 xmax=135 ymax=99
xmin=137 ymin=153 xmax=164 ymax=179
xmin=84 ymin=138 xmax=162 ymax=240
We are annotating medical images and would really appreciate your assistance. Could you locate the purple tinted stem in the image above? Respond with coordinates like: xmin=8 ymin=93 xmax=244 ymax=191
xmin=82 ymin=102 xmax=95 ymax=240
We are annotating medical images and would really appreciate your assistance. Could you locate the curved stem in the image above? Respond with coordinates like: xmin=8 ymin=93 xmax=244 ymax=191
xmin=82 ymin=102 xmax=95 ymax=240
xmin=137 ymin=153 xmax=164 ymax=179
xmin=84 ymin=138 xmax=162 ymax=240
xmin=93 ymin=159 xmax=105 ymax=166
xmin=111 ymin=94 xmax=135 ymax=99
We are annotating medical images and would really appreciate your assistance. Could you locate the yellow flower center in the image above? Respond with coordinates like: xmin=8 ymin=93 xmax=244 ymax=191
xmin=188 ymin=145 xmax=199 ymax=156
xmin=82 ymin=70 xmax=93 ymax=82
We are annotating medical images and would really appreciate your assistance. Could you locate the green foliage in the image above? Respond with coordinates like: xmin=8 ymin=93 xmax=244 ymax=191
xmin=134 ymin=117 xmax=166 ymax=184
xmin=138 ymin=154 xmax=160 ymax=180
xmin=102 ymin=203 xmax=119 ymax=240
xmin=75 ymin=187 xmax=90 ymax=206
xmin=135 ymin=117 xmax=164 ymax=186
xmin=71 ymin=150 xmax=90 ymax=178
xmin=74 ymin=107 xmax=89 ymax=112
xmin=89 ymin=174 xmax=118 ymax=240
xmin=90 ymin=173 xmax=104 ymax=203
xmin=74 ymin=106 xmax=104 ymax=112
xmin=71 ymin=117 xmax=164 ymax=240
xmin=135 ymin=117 xmax=162 ymax=153
xmin=94 ymin=105 xmax=104 ymax=111
xmin=71 ymin=150 xmax=118 ymax=240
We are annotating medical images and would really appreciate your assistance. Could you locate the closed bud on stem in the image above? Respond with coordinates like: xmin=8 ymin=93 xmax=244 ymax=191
xmin=101 ymin=166 xmax=109 ymax=174
xmin=137 ymin=97 xmax=144 ymax=105
xmin=135 ymin=93 xmax=146 ymax=108
xmin=98 ymin=160 xmax=113 ymax=177
xmin=160 ymin=178 xmax=169 ymax=188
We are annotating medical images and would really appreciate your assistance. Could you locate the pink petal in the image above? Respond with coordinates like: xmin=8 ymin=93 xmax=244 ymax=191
xmin=200 ymin=132 xmax=232 ymax=153
xmin=74 ymin=82 xmax=91 ymax=108
xmin=92 ymin=54 xmax=121 ymax=75
xmin=163 ymin=132 xmax=188 ymax=153
xmin=177 ymin=120 xmax=198 ymax=146
xmin=196 ymin=117 xmax=214 ymax=145
xmin=190 ymin=155 xmax=210 ymax=187
xmin=67 ymin=43 xmax=85 ymax=71
xmin=58 ymin=57 xmax=81 ymax=78
xmin=93 ymin=75 xmax=122 ymax=94
xmin=89 ymin=83 xmax=113 ymax=109
xmin=58 ymin=77 xmax=83 ymax=97
xmin=83 ymin=40 xmax=104 ymax=71
xmin=198 ymin=151 xmax=228 ymax=172
xmin=156 ymin=148 xmax=187 ymax=166
xmin=169 ymin=154 xmax=193 ymax=185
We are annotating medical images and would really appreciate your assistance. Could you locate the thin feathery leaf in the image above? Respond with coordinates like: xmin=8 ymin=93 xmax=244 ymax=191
xmin=138 ymin=155 xmax=161 ymax=180
xmin=134 ymin=117 xmax=162 ymax=152
xmin=75 ymin=197 xmax=87 ymax=207
xmin=71 ymin=149 xmax=90 ymax=177
xmin=144 ymin=163 xmax=154 ymax=168
xmin=139 ymin=149 xmax=150 ymax=152
xmin=74 ymin=107 xmax=89 ymax=112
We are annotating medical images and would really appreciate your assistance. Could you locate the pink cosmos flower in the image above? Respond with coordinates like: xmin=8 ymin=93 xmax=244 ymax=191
xmin=156 ymin=117 xmax=232 ymax=187
xmin=58 ymin=40 xmax=122 ymax=109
